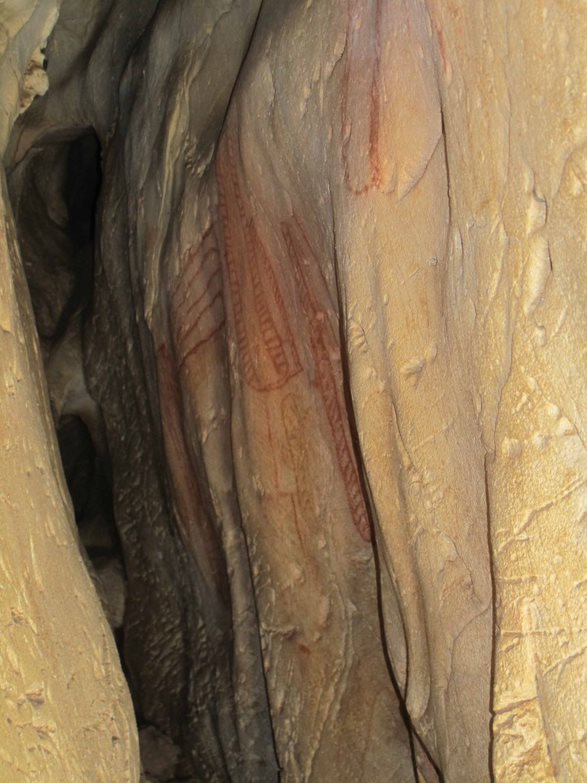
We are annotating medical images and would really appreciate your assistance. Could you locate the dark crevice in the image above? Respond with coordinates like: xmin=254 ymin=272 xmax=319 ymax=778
xmin=51 ymin=133 xmax=101 ymax=343
xmin=11 ymin=129 xmax=162 ymax=768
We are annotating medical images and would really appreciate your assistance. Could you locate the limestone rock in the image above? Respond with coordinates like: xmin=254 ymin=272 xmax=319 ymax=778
xmin=2 ymin=1 xmax=586 ymax=782
xmin=0 ymin=4 xmax=138 ymax=783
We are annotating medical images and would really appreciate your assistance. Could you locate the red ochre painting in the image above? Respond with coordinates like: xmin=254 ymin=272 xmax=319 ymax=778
xmin=282 ymin=218 xmax=371 ymax=543
xmin=170 ymin=227 xmax=225 ymax=371
xmin=216 ymin=132 xmax=303 ymax=392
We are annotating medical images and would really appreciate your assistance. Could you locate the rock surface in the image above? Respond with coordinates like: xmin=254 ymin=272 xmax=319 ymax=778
xmin=0 ymin=3 xmax=138 ymax=782
xmin=2 ymin=1 xmax=587 ymax=782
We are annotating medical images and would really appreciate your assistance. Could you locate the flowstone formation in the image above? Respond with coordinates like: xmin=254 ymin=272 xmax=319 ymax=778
xmin=1 ymin=2 xmax=586 ymax=781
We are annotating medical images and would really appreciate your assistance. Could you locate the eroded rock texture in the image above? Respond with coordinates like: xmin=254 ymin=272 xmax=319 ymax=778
xmin=2 ymin=1 xmax=586 ymax=782
xmin=0 ymin=3 xmax=138 ymax=782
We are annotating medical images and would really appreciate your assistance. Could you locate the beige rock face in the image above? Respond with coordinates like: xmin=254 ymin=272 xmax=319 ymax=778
xmin=2 ymin=0 xmax=587 ymax=781
xmin=0 ymin=0 xmax=57 ymax=153
xmin=0 ymin=3 xmax=138 ymax=783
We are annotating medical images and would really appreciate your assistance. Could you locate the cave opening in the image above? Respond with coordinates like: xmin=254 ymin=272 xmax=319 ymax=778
xmin=10 ymin=128 xmax=195 ymax=781
xmin=11 ymin=129 xmax=133 ymax=702
xmin=12 ymin=129 xmax=128 ymax=599
xmin=47 ymin=134 xmax=128 ymax=639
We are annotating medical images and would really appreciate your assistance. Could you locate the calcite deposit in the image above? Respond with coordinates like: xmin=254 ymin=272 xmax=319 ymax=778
xmin=1 ymin=1 xmax=586 ymax=782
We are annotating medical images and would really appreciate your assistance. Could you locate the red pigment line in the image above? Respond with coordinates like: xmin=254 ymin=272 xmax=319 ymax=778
xmin=282 ymin=220 xmax=371 ymax=541
xmin=180 ymin=312 xmax=225 ymax=361
xmin=255 ymin=225 xmax=303 ymax=378
xmin=176 ymin=290 xmax=224 ymax=361
xmin=179 ymin=320 xmax=226 ymax=371
xmin=221 ymin=219 xmax=260 ymax=385
xmin=155 ymin=343 xmax=228 ymax=600
xmin=174 ymin=246 xmax=219 ymax=314
xmin=217 ymin=137 xmax=252 ymax=361
xmin=217 ymin=138 xmax=261 ymax=389
xmin=171 ymin=227 xmax=214 ymax=308
xmin=178 ymin=264 xmax=221 ymax=330
xmin=281 ymin=397 xmax=312 ymax=554
xmin=312 ymin=334 xmax=371 ymax=542
xmin=265 ymin=403 xmax=280 ymax=490
xmin=341 ymin=1 xmax=367 ymax=195
xmin=341 ymin=0 xmax=384 ymax=196
xmin=175 ymin=266 xmax=222 ymax=344
xmin=177 ymin=285 xmax=223 ymax=350
xmin=217 ymin=128 xmax=301 ymax=392
xmin=226 ymin=133 xmax=249 ymax=227
xmin=247 ymin=224 xmax=294 ymax=380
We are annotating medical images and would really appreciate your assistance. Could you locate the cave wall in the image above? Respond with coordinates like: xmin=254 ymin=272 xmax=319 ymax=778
xmin=0 ymin=3 xmax=138 ymax=782
xmin=2 ymin=1 xmax=587 ymax=782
